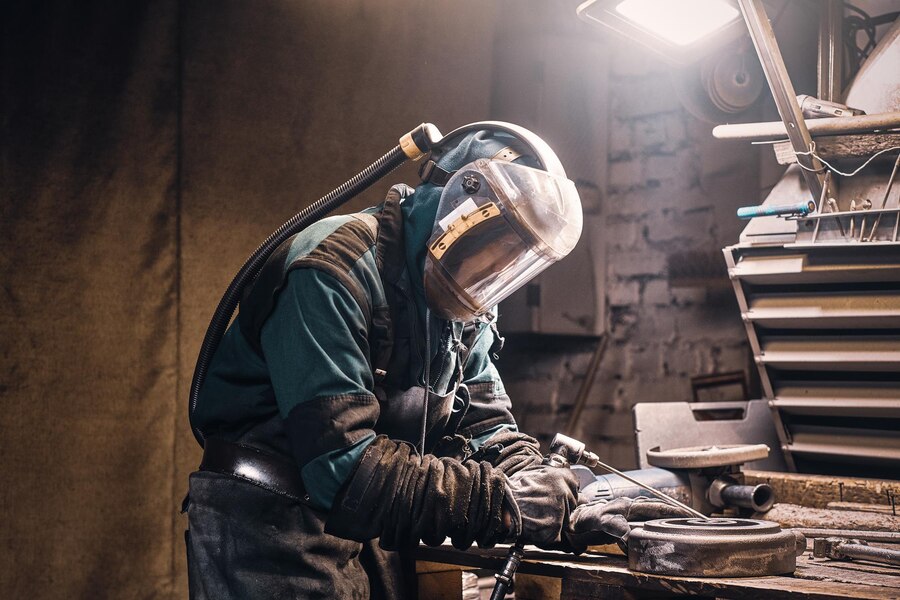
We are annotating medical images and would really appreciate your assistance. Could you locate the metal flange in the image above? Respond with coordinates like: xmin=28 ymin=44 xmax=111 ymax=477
xmin=646 ymin=444 xmax=769 ymax=469
xmin=628 ymin=518 xmax=805 ymax=577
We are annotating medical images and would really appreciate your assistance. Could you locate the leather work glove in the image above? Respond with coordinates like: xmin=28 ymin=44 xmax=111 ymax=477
xmin=504 ymin=464 xmax=579 ymax=548
xmin=470 ymin=430 xmax=543 ymax=477
xmin=326 ymin=436 xmax=511 ymax=551
xmin=566 ymin=496 xmax=695 ymax=552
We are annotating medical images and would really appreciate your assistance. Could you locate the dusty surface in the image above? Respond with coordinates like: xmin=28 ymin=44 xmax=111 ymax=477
xmin=746 ymin=470 xmax=900 ymax=509
xmin=762 ymin=503 xmax=900 ymax=532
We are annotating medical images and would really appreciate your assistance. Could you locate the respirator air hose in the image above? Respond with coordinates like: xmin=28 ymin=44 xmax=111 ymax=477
xmin=189 ymin=143 xmax=416 ymax=444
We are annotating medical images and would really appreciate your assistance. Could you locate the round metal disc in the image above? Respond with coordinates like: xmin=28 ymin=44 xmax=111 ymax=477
xmin=628 ymin=518 xmax=804 ymax=577
xmin=704 ymin=52 xmax=764 ymax=113
xmin=646 ymin=444 xmax=769 ymax=469
xmin=641 ymin=517 xmax=781 ymax=536
xmin=672 ymin=43 xmax=763 ymax=124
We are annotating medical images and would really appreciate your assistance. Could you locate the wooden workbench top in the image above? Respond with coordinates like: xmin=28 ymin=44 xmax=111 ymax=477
xmin=414 ymin=543 xmax=900 ymax=599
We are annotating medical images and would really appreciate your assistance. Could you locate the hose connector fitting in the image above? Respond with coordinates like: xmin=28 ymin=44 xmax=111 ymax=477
xmin=400 ymin=123 xmax=443 ymax=160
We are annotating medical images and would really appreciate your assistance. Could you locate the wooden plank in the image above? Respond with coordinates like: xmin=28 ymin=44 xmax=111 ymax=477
xmin=417 ymin=570 xmax=465 ymax=600
xmin=796 ymin=556 xmax=900 ymax=589
xmin=415 ymin=544 xmax=900 ymax=600
xmin=764 ymin=503 xmax=900 ymax=532
xmin=415 ymin=560 xmax=475 ymax=574
xmin=745 ymin=470 xmax=900 ymax=509
xmin=515 ymin=574 xmax=562 ymax=600
xmin=773 ymin=133 xmax=900 ymax=165
xmin=827 ymin=501 xmax=898 ymax=515
xmin=559 ymin=579 xmax=641 ymax=599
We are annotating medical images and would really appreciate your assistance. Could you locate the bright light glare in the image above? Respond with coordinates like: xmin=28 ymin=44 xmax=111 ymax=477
xmin=615 ymin=0 xmax=740 ymax=46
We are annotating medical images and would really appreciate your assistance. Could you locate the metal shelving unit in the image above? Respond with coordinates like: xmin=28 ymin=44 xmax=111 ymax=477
xmin=725 ymin=237 xmax=900 ymax=474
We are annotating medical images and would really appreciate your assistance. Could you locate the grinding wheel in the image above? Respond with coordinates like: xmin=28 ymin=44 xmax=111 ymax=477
xmin=628 ymin=518 xmax=806 ymax=577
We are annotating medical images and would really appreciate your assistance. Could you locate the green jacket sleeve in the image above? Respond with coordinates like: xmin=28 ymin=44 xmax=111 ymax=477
xmin=260 ymin=267 xmax=378 ymax=510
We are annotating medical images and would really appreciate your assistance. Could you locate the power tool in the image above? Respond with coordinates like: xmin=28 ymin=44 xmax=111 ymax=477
xmin=490 ymin=438 xmax=775 ymax=599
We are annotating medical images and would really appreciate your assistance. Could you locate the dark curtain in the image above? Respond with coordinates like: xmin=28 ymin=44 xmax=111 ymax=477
xmin=1 ymin=1 xmax=499 ymax=596
xmin=1 ymin=1 xmax=180 ymax=598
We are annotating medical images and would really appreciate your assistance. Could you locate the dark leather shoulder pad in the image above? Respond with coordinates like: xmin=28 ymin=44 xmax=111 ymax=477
xmin=239 ymin=218 xmax=378 ymax=353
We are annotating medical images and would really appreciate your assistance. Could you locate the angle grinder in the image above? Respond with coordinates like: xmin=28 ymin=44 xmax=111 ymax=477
xmin=491 ymin=439 xmax=800 ymax=595
xmin=490 ymin=434 xmax=707 ymax=600
xmin=575 ymin=444 xmax=776 ymax=516
xmin=577 ymin=444 xmax=805 ymax=577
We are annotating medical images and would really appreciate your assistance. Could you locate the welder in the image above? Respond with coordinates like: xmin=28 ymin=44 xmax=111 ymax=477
xmin=184 ymin=123 xmax=685 ymax=599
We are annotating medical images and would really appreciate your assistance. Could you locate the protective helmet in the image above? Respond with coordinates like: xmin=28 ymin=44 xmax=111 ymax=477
xmin=423 ymin=123 xmax=582 ymax=321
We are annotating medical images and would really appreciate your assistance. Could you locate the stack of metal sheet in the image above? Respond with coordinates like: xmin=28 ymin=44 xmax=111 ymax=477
xmin=724 ymin=224 xmax=900 ymax=476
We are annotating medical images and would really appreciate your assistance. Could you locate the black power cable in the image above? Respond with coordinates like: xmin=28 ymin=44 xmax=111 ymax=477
xmin=843 ymin=2 xmax=900 ymax=78
xmin=188 ymin=145 xmax=409 ymax=444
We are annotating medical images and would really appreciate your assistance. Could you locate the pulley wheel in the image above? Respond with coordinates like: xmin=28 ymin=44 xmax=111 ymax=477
xmin=672 ymin=43 xmax=764 ymax=124
xmin=646 ymin=444 xmax=769 ymax=469
xmin=628 ymin=518 xmax=805 ymax=577
xmin=703 ymin=51 xmax=764 ymax=114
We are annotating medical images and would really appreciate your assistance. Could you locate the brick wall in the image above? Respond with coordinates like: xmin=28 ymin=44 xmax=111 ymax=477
xmin=498 ymin=46 xmax=760 ymax=469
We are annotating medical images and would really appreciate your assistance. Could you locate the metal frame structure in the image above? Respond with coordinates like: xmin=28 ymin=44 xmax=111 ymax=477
xmin=737 ymin=0 xmax=827 ymax=204
xmin=727 ymin=0 xmax=900 ymax=476
xmin=817 ymin=0 xmax=844 ymax=103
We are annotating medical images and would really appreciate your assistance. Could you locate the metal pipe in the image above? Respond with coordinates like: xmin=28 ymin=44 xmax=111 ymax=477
xmin=798 ymin=528 xmax=900 ymax=543
xmin=814 ymin=537 xmax=900 ymax=567
xmin=564 ymin=335 xmax=608 ymax=436
xmin=738 ymin=0 xmax=824 ymax=202
xmin=720 ymin=483 xmax=775 ymax=513
xmin=713 ymin=112 xmax=900 ymax=140
xmin=817 ymin=0 xmax=843 ymax=102
xmin=836 ymin=542 xmax=900 ymax=566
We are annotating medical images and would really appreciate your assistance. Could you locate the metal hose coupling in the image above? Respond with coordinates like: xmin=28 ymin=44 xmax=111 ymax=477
xmin=399 ymin=123 xmax=443 ymax=160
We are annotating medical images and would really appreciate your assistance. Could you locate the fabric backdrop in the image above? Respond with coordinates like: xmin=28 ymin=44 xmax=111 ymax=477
xmin=1 ymin=1 xmax=504 ymax=596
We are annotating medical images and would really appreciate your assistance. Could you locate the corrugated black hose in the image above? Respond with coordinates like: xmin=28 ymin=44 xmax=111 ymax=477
xmin=189 ymin=144 xmax=410 ymax=444
xmin=188 ymin=121 xmax=545 ymax=445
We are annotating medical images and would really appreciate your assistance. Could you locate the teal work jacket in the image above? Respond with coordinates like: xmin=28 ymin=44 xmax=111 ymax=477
xmin=190 ymin=184 xmax=516 ymax=510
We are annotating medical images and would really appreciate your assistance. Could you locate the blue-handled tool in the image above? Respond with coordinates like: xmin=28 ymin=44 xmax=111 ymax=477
xmin=737 ymin=200 xmax=816 ymax=219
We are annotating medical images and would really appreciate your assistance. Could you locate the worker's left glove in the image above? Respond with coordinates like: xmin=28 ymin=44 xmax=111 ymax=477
xmin=470 ymin=430 xmax=543 ymax=477
xmin=565 ymin=496 xmax=694 ymax=552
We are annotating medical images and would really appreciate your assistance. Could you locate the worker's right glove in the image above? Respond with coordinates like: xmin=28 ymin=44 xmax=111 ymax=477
xmin=504 ymin=463 xmax=579 ymax=549
xmin=565 ymin=496 xmax=695 ymax=552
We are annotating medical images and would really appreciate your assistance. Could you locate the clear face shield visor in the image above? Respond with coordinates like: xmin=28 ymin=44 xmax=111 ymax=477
xmin=424 ymin=159 xmax=583 ymax=321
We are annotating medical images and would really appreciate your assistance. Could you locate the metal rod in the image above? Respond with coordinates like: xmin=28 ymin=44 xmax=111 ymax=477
xmin=591 ymin=459 xmax=709 ymax=520
xmin=713 ymin=112 xmax=900 ymax=140
xmin=812 ymin=171 xmax=830 ymax=243
xmin=565 ymin=335 xmax=608 ymax=436
xmin=738 ymin=0 xmax=824 ymax=202
xmin=866 ymin=152 xmax=900 ymax=240
xmin=838 ymin=542 xmax=900 ymax=566
xmin=817 ymin=0 xmax=843 ymax=102
xmin=824 ymin=194 xmax=846 ymax=237
xmin=797 ymin=528 xmax=900 ymax=543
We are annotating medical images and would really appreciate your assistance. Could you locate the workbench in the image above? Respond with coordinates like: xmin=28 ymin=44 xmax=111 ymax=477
xmin=415 ymin=543 xmax=900 ymax=599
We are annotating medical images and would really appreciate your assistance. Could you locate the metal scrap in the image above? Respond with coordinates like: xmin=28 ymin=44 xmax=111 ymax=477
xmin=813 ymin=537 xmax=900 ymax=567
